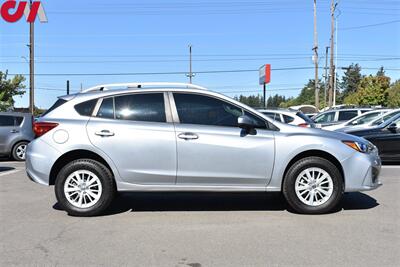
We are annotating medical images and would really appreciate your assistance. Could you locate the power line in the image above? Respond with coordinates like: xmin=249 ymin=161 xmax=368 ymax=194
xmin=8 ymin=66 xmax=399 ymax=77
xmin=340 ymin=19 xmax=400 ymax=30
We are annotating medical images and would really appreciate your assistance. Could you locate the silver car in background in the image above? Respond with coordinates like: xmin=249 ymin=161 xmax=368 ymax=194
xmin=26 ymin=83 xmax=381 ymax=216
xmin=0 ymin=112 xmax=34 ymax=161
xmin=323 ymin=109 xmax=391 ymax=131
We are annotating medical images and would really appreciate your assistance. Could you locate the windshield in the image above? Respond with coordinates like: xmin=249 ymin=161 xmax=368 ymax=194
xmin=371 ymin=110 xmax=400 ymax=126
xmin=314 ymin=112 xmax=335 ymax=123
xmin=346 ymin=111 xmax=383 ymax=126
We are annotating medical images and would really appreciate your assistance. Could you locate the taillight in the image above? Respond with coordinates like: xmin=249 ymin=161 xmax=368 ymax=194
xmin=33 ymin=122 xmax=59 ymax=137
xmin=298 ymin=123 xmax=309 ymax=128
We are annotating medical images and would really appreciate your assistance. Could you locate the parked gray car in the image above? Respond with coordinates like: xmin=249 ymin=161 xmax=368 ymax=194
xmin=0 ymin=112 xmax=34 ymax=161
xmin=26 ymin=83 xmax=382 ymax=216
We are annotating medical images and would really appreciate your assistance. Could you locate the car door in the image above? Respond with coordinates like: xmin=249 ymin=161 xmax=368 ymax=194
xmin=366 ymin=117 xmax=400 ymax=161
xmin=0 ymin=115 xmax=17 ymax=154
xmin=86 ymin=92 xmax=177 ymax=185
xmin=171 ymin=92 xmax=275 ymax=187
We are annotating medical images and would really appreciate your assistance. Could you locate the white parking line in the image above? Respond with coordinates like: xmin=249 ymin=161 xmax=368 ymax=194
xmin=0 ymin=169 xmax=21 ymax=177
xmin=382 ymin=165 xmax=400 ymax=169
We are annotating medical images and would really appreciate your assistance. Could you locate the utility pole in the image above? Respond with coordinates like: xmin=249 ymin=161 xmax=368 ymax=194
xmin=313 ymin=0 xmax=319 ymax=110
xmin=328 ymin=0 xmax=337 ymax=108
xmin=29 ymin=0 xmax=35 ymax=114
xmin=324 ymin=46 xmax=330 ymax=107
xmin=66 ymin=80 xmax=70 ymax=95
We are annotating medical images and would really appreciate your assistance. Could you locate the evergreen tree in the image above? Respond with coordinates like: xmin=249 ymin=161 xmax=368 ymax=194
xmin=340 ymin=63 xmax=363 ymax=98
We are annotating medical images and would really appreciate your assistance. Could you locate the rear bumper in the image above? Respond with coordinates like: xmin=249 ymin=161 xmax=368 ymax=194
xmin=342 ymin=149 xmax=382 ymax=192
xmin=26 ymin=139 xmax=61 ymax=186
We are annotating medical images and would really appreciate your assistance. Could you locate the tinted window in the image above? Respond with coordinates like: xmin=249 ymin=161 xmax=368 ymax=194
xmin=115 ymin=93 xmax=166 ymax=123
xmin=174 ymin=93 xmax=242 ymax=127
xmin=347 ymin=112 xmax=381 ymax=126
xmin=314 ymin=112 xmax=335 ymax=123
xmin=15 ymin=116 xmax=24 ymax=126
xmin=75 ymin=99 xmax=98 ymax=116
xmin=283 ymin=114 xmax=295 ymax=123
xmin=42 ymin=99 xmax=67 ymax=116
xmin=338 ymin=110 xmax=358 ymax=121
xmin=243 ymin=111 xmax=267 ymax=129
xmin=0 ymin=115 xmax=14 ymax=126
xmin=97 ymin=98 xmax=114 ymax=119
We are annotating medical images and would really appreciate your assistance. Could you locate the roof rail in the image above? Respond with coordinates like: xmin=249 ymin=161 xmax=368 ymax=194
xmin=82 ymin=82 xmax=207 ymax=93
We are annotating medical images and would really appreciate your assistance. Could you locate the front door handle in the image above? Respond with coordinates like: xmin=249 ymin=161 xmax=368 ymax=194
xmin=178 ymin=132 xmax=199 ymax=140
xmin=95 ymin=130 xmax=115 ymax=137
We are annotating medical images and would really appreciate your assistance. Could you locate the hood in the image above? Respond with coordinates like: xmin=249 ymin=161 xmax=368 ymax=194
xmin=276 ymin=122 xmax=367 ymax=143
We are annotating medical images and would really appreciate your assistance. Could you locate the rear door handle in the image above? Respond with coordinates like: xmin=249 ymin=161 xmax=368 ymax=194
xmin=178 ymin=132 xmax=199 ymax=140
xmin=10 ymin=129 xmax=19 ymax=133
xmin=95 ymin=130 xmax=115 ymax=137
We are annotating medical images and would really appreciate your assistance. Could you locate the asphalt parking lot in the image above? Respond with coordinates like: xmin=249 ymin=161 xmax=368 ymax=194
xmin=0 ymin=160 xmax=399 ymax=267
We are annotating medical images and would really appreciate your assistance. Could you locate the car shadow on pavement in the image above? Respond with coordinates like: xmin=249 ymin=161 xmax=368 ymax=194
xmin=53 ymin=191 xmax=379 ymax=216
xmin=0 ymin=166 xmax=15 ymax=172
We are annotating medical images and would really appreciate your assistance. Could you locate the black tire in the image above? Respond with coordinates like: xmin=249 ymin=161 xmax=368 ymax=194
xmin=55 ymin=159 xmax=116 ymax=217
xmin=283 ymin=156 xmax=343 ymax=214
xmin=12 ymin=141 xmax=28 ymax=161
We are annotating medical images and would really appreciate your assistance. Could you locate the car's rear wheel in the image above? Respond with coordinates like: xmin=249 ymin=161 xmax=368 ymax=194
xmin=55 ymin=159 xmax=116 ymax=216
xmin=12 ymin=141 xmax=28 ymax=161
xmin=283 ymin=156 xmax=343 ymax=214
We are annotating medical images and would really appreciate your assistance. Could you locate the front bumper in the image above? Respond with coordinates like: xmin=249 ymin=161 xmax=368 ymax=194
xmin=341 ymin=149 xmax=382 ymax=192
xmin=26 ymin=139 xmax=61 ymax=186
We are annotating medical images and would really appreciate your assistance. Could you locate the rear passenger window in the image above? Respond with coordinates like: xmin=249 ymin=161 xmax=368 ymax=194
xmin=338 ymin=110 xmax=358 ymax=121
xmin=15 ymin=117 xmax=24 ymax=126
xmin=283 ymin=114 xmax=295 ymax=123
xmin=0 ymin=115 xmax=15 ymax=126
xmin=114 ymin=93 xmax=166 ymax=123
xmin=75 ymin=99 xmax=98 ymax=116
xmin=97 ymin=98 xmax=114 ymax=119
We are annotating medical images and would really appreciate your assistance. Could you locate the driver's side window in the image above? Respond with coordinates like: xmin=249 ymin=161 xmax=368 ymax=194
xmin=173 ymin=93 xmax=242 ymax=127
xmin=173 ymin=93 xmax=267 ymax=129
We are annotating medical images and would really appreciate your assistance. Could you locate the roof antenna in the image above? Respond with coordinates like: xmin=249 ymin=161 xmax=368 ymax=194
xmin=137 ymin=85 xmax=142 ymax=88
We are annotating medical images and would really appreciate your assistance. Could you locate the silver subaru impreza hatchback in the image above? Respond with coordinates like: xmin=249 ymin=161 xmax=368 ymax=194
xmin=26 ymin=83 xmax=381 ymax=216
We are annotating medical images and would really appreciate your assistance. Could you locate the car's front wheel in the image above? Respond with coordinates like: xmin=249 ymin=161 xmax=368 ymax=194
xmin=55 ymin=159 xmax=116 ymax=216
xmin=283 ymin=156 xmax=343 ymax=214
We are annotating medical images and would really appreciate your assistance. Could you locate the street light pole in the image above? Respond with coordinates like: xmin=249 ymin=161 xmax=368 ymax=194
xmin=324 ymin=46 xmax=330 ymax=107
xmin=29 ymin=0 xmax=35 ymax=114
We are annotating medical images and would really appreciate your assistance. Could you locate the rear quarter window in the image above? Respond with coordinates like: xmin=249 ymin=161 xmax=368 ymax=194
xmin=75 ymin=99 xmax=98 ymax=116
xmin=338 ymin=110 xmax=358 ymax=121
xmin=283 ymin=114 xmax=295 ymax=123
xmin=15 ymin=116 xmax=24 ymax=126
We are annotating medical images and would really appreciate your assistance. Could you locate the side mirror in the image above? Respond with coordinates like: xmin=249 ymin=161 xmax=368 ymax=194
xmin=238 ymin=115 xmax=255 ymax=131
xmin=387 ymin=123 xmax=398 ymax=133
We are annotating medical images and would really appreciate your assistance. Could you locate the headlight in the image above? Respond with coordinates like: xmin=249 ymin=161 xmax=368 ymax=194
xmin=342 ymin=141 xmax=374 ymax=153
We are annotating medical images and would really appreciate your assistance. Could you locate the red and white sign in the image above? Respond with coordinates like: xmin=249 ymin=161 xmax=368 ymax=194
xmin=259 ymin=64 xmax=271 ymax=85
xmin=1 ymin=0 xmax=47 ymax=23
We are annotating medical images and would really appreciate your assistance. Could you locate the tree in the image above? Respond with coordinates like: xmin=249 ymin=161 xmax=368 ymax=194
xmin=387 ymin=80 xmax=400 ymax=108
xmin=344 ymin=75 xmax=391 ymax=106
xmin=234 ymin=94 xmax=264 ymax=108
xmin=376 ymin=66 xmax=385 ymax=77
xmin=280 ymin=79 xmax=325 ymax=108
xmin=266 ymin=94 xmax=287 ymax=107
xmin=0 ymin=70 xmax=26 ymax=111
xmin=340 ymin=63 xmax=363 ymax=98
